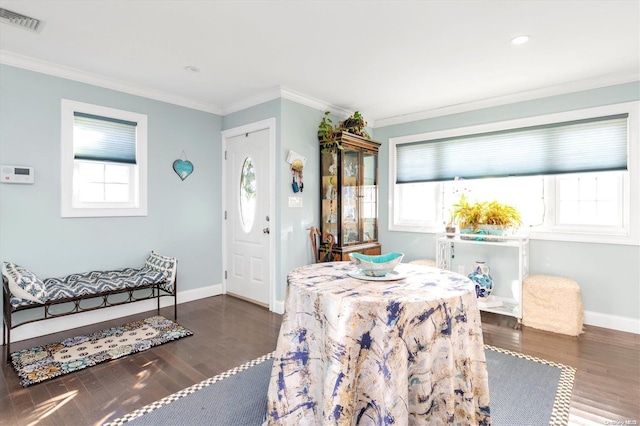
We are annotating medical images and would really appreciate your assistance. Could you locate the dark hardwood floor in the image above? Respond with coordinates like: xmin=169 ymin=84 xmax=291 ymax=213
xmin=1 ymin=295 xmax=638 ymax=425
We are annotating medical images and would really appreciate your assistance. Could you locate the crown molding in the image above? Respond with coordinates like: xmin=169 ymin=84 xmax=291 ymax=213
xmin=220 ymin=86 xmax=282 ymax=116
xmin=279 ymin=87 xmax=354 ymax=119
xmin=0 ymin=50 xmax=222 ymax=114
xmin=222 ymin=85 xmax=355 ymax=120
xmin=374 ymin=72 xmax=640 ymax=128
xmin=4 ymin=49 xmax=636 ymax=126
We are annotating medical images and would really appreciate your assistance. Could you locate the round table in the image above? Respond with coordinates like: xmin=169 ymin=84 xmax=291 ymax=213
xmin=265 ymin=262 xmax=491 ymax=425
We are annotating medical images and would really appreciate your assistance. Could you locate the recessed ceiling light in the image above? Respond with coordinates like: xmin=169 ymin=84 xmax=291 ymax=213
xmin=511 ymin=35 xmax=530 ymax=45
xmin=184 ymin=65 xmax=200 ymax=73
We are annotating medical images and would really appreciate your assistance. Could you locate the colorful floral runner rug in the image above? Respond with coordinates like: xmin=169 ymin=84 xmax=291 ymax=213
xmin=10 ymin=315 xmax=193 ymax=387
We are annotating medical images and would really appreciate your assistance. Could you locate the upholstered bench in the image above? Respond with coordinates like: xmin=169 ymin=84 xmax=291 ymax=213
xmin=2 ymin=251 xmax=177 ymax=361
xmin=522 ymin=274 xmax=584 ymax=336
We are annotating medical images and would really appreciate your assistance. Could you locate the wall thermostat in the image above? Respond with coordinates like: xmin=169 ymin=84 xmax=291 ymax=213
xmin=1 ymin=165 xmax=35 ymax=184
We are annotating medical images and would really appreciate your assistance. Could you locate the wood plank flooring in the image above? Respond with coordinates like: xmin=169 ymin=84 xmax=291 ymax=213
xmin=1 ymin=295 xmax=638 ymax=425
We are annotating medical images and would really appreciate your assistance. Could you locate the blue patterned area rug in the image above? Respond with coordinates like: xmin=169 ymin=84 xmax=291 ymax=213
xmin=11 ymin=316 xmax=192 ymax=387
xmin=103 ymin=345 xmax=576 ymax=426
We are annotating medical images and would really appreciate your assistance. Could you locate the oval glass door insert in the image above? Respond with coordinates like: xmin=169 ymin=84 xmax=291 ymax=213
xmin=239 ymin=157 xmax=256 ymax=232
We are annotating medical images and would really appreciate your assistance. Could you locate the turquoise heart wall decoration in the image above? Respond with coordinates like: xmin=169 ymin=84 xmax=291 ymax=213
xmin=173 ymin=159 xmax=194 ymax=181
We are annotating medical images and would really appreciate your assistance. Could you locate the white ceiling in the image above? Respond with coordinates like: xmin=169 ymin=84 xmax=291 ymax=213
xmin=1 ymin=0 xmax=638 ymax=125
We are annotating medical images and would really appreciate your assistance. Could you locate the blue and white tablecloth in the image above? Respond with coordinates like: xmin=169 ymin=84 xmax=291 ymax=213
xmin=266 ymin=262 xmax=491 ymax=425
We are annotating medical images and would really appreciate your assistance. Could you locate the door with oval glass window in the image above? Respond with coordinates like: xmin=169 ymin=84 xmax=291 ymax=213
xmin=224 ymin=129 xmax=271 ymax=306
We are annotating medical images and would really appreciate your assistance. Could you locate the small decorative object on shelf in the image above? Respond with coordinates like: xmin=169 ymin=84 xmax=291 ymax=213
xmin=445 ymin=224 xmax=456 ymax=238
xmin=468 ymin=261 xmax=494 ymax=298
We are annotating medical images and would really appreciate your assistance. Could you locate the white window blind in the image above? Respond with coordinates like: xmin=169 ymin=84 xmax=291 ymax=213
xmin=73 ymin=112 xmax=137 ymax=164
xmin=396 ymin=114 xmax=628 ymax=183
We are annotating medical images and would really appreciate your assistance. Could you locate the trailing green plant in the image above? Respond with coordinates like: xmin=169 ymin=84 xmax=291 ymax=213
xmin=318 ymin=111 xmax=343 ymax=153
xmin=318 ymin=111 xmax=335 ymax=141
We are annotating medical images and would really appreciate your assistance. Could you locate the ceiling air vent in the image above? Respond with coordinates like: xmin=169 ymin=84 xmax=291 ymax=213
xmin=0 ymin=8 xmax=42 ymax=32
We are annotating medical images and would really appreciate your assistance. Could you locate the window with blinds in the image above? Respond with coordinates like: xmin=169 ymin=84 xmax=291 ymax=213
xmin=396 ymin=114 xmax=628 ymax=184
xmin=61 ymin=100 xmax=148 ymax=218
xmin=389 ymin=102 xmax=638 ymax=245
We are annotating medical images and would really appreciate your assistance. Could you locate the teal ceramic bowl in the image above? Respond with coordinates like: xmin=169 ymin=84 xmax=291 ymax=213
xmin=349 ymin=252 xmax=405 ymax=277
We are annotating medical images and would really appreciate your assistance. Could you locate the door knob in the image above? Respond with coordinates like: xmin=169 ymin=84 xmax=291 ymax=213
xmin=263 ymin=227 xmax=270 ymax=234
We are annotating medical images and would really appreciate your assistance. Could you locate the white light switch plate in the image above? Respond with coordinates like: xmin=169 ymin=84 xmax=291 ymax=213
xmin=289 ymin=196 xmax=303 ymax=208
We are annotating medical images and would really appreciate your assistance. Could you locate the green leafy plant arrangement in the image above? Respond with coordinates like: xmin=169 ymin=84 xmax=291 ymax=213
xmin=483 ymin=200 xmax=522 ymax=227
xmin=339 ymin=111 xmax=370 ymax=139
xmin=451 ymin=195 xmax=522 ymax=231
xmin=318 ymin=110 xmax=371 ymax=153
xmin=451 ymin=195 xmax=487 ymax=231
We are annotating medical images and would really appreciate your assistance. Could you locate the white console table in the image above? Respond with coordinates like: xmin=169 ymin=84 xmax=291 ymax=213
xmin=436 ymin=233 xmax=529 ymax=319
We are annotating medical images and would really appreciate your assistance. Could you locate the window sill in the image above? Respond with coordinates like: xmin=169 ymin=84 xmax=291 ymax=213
xmin=61 ymin=207 xmax=148 ymax=218
xmin=389 ymin=224 xmax=639 ymax=246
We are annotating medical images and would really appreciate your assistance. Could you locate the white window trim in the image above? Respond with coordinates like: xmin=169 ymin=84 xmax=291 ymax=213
xmin=389 ymin=101 xmax=640 ymax=245
xmin=61 ymin=99 xmax=148 ymax=218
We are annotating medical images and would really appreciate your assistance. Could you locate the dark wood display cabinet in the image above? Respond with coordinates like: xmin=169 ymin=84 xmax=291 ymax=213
xmin=319 ymin=132 xmax=381 ymax=261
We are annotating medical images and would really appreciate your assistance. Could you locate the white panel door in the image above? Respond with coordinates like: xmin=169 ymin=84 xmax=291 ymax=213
xmin=225 ymin=129 xmax=271 ymax=306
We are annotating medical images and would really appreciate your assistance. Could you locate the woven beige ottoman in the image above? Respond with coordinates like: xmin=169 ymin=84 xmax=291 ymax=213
xmin=409 ymin=259 xmax=437 ymax=267
xmin=522 ymin=275 xmax=584 ymax=336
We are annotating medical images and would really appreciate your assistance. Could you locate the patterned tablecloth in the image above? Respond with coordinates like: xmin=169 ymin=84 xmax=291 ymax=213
xmin=265 ymin=262 xmax=491 ymax=426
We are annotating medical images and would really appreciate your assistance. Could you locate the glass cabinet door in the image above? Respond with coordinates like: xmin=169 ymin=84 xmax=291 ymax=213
xmin=321 ymin=149 xmax=338 ymax=245
xmin=342 ymin=148 xmax=359 ymax=245
xmin=361 ymin=150 xmax=378 ymax=242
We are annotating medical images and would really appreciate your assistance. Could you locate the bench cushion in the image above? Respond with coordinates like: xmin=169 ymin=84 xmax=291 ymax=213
xmin=144 ymin=251 xmax=177 ymax=292
xmin=10 ymin=267 xmax=166 ymax=308
xmin=2 ymin=262 xmax=46 ymax=304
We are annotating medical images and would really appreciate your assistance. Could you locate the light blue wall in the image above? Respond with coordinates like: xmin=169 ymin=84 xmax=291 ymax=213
xmin=279 ymin=100 xmax=328 ymax=300
xmin=0 ymin=65 xmax=222 ymax=305
xmin=373 ymin=82 xmax=640 ymax=320
xmin=3 ymin=63 xmax=638 ymax=325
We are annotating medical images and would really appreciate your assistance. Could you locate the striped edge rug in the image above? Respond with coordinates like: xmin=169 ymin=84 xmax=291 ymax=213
xmin=102 ymin=352 xmax=274 ymax=426
xmin=484 ymin=344 xmax=576 ymax=426
xmin=103 ymin=345 xmax=576 ymax=426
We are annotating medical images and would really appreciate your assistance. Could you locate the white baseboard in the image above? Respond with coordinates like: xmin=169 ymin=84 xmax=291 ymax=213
xmin=5 ymin=284 xmax=223 ymax=344
xmin=5 ymin=287 xmax=636 ymax=345
xmin=584 ymin=310 xmax=640 ymax=334
xmin=272 ymin=300 xmax=285 ymax=315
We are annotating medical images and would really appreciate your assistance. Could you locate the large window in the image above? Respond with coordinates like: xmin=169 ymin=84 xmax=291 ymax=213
xmin=61 ymin=100 xmax=148 ymax=217
xmin=389 ymin=102 xmax=639 ymax=245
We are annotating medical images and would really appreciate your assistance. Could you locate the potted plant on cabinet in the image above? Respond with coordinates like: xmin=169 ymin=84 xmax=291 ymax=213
xmin=339 ymin=111 xmax=370 ymax=139
xmin=318 ymin=111 xmax=345 ymax=154
xmin=318 ymin=111 xmax=372 ymax=154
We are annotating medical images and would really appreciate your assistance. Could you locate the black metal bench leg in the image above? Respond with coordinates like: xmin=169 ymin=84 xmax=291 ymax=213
xmin=4 ymin=321 xmax=10 ymax=364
